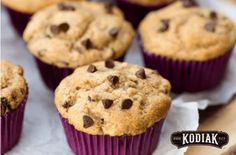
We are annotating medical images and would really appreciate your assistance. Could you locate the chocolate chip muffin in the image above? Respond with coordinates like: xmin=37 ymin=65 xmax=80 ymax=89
xmin=1 ymin=0 xmax=87 ymax=34
xmin=55 ymin=61 xmax=171 ymax=155
xmin=1 ymin=60 xmax=27 ymax=115
xmin=1 ymin=60 xmax=28 ymax=154
xmin=23 ymin=1 xmax=134 ymax=90
xmin=139 ymin=0 xmax=236 ymax=92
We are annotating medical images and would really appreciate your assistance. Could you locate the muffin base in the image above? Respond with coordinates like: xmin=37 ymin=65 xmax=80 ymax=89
xmin=1 ymin=88 xmax=28 ymax=154
xmin=4 ymin=6 xmax=31 ymax=35
xmin=35 ymin=55 xmax=125 ymax=90
xmin=35 ymin=58 xmax=74 ymax=90
xmin=116 ymin=0 xmax=169 ymax=28
xmin=141 ymin=45 xmax=233 ymax=92
xmin=60 ymin=115 xmax=164 ymax=155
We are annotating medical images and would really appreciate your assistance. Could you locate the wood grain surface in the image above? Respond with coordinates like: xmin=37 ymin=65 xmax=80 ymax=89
xmin=186 ymin=96 xmax=236 ymax=155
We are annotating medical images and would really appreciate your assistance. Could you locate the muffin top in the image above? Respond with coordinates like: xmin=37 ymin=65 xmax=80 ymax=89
xmin=23 ymin=1 xmax=134 ymax=68
xmin=2 ymin=0 xmax=85 ymax=13
xmin=139 ymin=0 xmax=236 ymax=61
xmin=0 ymin=60 xmax=27 ymax=116
xmin=55 ymin=61 xmax=171 ymax=136
xmin=128 ymin=0 xmax=175 ymax=6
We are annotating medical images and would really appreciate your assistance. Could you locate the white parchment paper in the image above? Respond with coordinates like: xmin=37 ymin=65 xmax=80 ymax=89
xmin=1 ymin=0 xmax=235 ymax=154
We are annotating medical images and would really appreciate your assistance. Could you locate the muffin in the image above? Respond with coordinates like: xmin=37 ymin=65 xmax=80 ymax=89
xmin=1 ymin=60 xmax=28 ymax=154
xmin=23 ymin=1 xmax=134 ymax=90
xmin=116 ymin=0 xmax=176 ymax=28
xmin=1 ymin=0 xmax=86 ymax=34
xmin=55 ymin=61 xmax=171 ymax=155
xmin=139 ymin=1 xmax=236 ymax=92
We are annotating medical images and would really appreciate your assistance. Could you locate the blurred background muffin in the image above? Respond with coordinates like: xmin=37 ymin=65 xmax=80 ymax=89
xmin=1 ymin=0 xmax=86 ymax=34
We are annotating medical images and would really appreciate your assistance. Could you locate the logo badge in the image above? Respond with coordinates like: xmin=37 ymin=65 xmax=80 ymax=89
xmin=171 ymin=131 xmax=229 ymax=148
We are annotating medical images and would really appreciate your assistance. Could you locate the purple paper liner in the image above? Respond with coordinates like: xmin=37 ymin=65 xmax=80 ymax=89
xmin=116 ymin=0 xmax=170 ymax=28
xmin=1 ymin=88 xmax=28 ymax=154
xmin=140 ymin=42 xmax=233 ymax=92
xmin=34 ymin=55 xmax=125 ymax=90
xmin=4 ymin=6 xmax=32 ymax=35
xmin=59 ymin=115 xmax=164 ymax=155
xmin=34 ymin=58 xmax=74 ymax=90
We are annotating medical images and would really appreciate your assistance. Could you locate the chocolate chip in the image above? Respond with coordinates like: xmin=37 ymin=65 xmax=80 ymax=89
xmin=87 ymin=64 xmax=97 ymax=73
xmin=45 ymin=34 xmax=52 ymax=39
xmin=11 ymin=95 xmax=17 ymax=101
xmin=159 ymin=19 xmax=169 ymax=32
xmin=105 ymin=60 xmax=115 ymax=68
xmin=58 ymin=3 xmax=75 ymax=11
xmin=82 ymin=39 xmax=92 ymax=49
xmin=62 ymin=101 xmax=73 ymax=109
xmin=210 ymin=11 xmax=217 ymax=20
xmin=88 ymin=96 xmax=95 ymax=102
xmin=107 ymin=75 xmax=119 ymax=85
xmin=180 ymin=0 xmax=196 ymax=7
xmin=50 ymin=23 xmax=70 ymax=34
xmin=100 ymin=118 xmax=104 ymax=124
xmin=50 ymin=25 xmax=60 ymax=34
xmin=102 ymin=99 xmax=113 ymax=109
xmin=109 ymin=28 xmax=119 ymax=38
xmin=58 ymin=23 xmax=70 ymax=32
xmin=61 ymin=61 xmax=69 ymax=66
xmin=88 ymin=96 xmax=92 ymax=102
xmin=83 ymin=115 xmax=94 ymax=128
xmin=204 ymin=21 xmax=216 ymax=32
xmin=1 ymin=97 xmax=9 ymax=115
xmin=135 ymin=68 xmax=146 ymax=79
xmin=104 ymin=3 xmax=114 ymax=14
xmin=121 ymin=99 xmax=133 ymax=110
xmin=38 ymin=51 xmax=45 ymax=57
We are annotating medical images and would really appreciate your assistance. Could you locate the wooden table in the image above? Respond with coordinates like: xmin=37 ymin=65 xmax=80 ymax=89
xmin=186 ymin=96 xmax=236 ymax=155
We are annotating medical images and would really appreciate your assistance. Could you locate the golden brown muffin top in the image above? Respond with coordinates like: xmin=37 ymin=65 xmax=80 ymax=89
xmin=55 ymin=61 xmax=171 ymax=136
xmin=1 ymin=60 xmax=27 ymax=115
xmin=23 ymin=1 xmax=134 ymax=68
xmin=139 ymin=1 xmax=236 ymax=61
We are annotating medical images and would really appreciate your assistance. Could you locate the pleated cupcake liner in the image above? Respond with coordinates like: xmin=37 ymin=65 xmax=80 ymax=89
xmin=140 ymin=42 xmax=233 ymax=92
xmin=116 ymin=0 xmax=170 ymax=28
xmin=34 ymin=58 xmax=74 ymax=90
xmin=59 ymin=115 xmax=164 ymax=155
xmin=34 ymin=55 xmax=125 ymax=90
xmin=1 ymin=88 xmax=28 ymax=155
xmin=4 ymin=6 xmax=31 ymax=35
